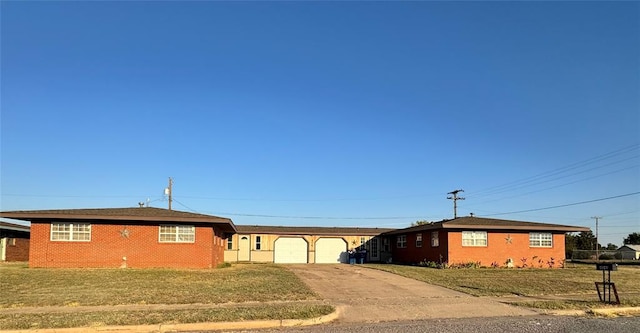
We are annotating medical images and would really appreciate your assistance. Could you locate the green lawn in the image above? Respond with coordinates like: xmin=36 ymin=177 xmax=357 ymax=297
xmin=366 ymin=263 xmax=640 ymax=309
xmin=0 ymin=263 xmax=333 ymax=330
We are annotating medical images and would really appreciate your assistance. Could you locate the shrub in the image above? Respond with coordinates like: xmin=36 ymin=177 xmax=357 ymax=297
xmin=599 ymin=253 xmax=614 ymax=260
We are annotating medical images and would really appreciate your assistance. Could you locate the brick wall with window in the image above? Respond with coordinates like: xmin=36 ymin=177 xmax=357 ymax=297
xmin=447 ymin=231 xmax=565 ymax=268
xmin=29 ymin=222 xmax=225 ymax=268
xmin=2 ymin=237 xmax=30 ymax=262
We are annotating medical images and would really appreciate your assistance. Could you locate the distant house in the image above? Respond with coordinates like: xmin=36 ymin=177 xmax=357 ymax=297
xmin=0 ymin=221 xmax=30 ymax=262
xmin=0 ymin=208 xmax=236 ymax=268
xmin=382 ymin=216 xmax=589 ymax=268
xmin=617 ymin=244 xmax=640 ymax=260
xmin=225 ymin=225 xmax=395 ymax=264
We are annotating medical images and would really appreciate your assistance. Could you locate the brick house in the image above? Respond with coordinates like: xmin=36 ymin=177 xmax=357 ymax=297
xmin=0 ymin=207 xmax=236 ymax=268
xmin=224 ymin=225 xmax=394 ymax=264
xmin=382 ymin=216 xmax=589 ymax=268
xmin=0 ymin=221 xmax=30 ymax=262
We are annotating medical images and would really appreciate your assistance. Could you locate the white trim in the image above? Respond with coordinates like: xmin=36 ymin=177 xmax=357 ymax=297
xmin=158 ymin=225 xmax=195 ymax=243
xmin=462 ymin=231 xmax=487 ymax=247
xmin=529 ymin=232 xmax=553 ymax=248
xmin=50 ymin=223 xmax=91 ymax=242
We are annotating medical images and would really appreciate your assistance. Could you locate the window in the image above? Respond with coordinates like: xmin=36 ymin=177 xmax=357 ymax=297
xmin=397 ymin=235 xmax=407 ymax=248
xmin=9 ymin=238 xmax=16 ymax=246
xmin=415 ymin=233 xmax=423 ymax=247
xmin=255 ymin=236 xmax=262 ymax=250
xmin=462 ymin=231 xmax=487 ymax=247
xmin=370 ymin=237 xmax=379 ymax=255
xmin=51 ymin=223 xmax=91 ymax=241
xmin=431 ymin=231 xmax=439 ymax=247
xmin=383 ymin=238 xmax=390 ymax=252
xmin=227 ymin=237 xmax=233 ymax=250
xmin=159 ymin=225 xmax=195 ymax=243
xmin=530 ymin=232 xmax=552 ymax=247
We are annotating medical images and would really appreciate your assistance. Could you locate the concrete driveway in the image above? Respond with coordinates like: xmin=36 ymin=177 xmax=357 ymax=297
xmin=287 ymin=264 xmax=538 ymax=323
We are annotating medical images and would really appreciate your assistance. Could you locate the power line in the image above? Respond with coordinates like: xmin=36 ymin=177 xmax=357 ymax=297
xmin=465 ymin=164 xmax=639 ymax=207
xmin=466 ymin=144 xmax=639 ymax=198
xmin=483 ymin=192 xmax=640 ymax=217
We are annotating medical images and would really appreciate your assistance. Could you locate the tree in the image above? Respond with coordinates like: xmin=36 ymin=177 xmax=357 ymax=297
xmin=605 ymin=243 xmax=618 ymax=250
xmin=575 ymin=231 xmax=597 ymax=251
xmin=623 ymin=232 xmax=640 ymax=245
xmin=411 ymin=220 xmax=431 ymax=227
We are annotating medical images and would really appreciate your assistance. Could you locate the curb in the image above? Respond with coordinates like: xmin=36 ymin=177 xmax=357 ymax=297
xmin=0 ymin=306 xmax=343 ymax=333
xmin=546 ymin=307 xmax=640 ymax=317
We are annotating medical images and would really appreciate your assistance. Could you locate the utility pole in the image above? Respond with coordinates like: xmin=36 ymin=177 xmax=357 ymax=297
xmin=165 ymin=177 xmax=173 ymax=211
xmin=592 ymin=216 xmax=602 ymax=258
xmin=447 ymin=189 xmax=465 ymax=219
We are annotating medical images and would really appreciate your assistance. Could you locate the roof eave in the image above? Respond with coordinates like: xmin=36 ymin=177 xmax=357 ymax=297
xmin=442 ymin=224 xmax=590 ymax=232
xmin=0 ymin=213 xmax=236 ymax=232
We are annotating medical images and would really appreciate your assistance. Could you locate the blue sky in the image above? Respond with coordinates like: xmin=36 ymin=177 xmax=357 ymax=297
xmin=1 ymin=1 xmax=638 ymax=247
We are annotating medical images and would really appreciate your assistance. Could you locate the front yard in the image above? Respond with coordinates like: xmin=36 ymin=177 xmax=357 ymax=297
xmin=367 ymin=263 xmax=640 ymax=310
xmin=0 ymin=263 xmax=333 ymax=330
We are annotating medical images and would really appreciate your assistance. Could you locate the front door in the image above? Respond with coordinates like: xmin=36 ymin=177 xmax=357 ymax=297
xmin=369 ymin=238 xmax=379 ymax=261
xmin=238 ymin=236 xmax=250 ymax=261
xmin=0 ymin=238 xmax=6 ymax=261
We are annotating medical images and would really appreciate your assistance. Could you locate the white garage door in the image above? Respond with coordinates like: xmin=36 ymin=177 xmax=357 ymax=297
xmin=315 ymin=238 xmax=348 ymax=264
xmin=274 ymin=237 xmax=308 ymax=263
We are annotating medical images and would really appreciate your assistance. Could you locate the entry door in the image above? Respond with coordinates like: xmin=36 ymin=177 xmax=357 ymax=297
xmin=238 ymin=236 xmax=250 ymax=261
xmin=0 ymin=238 xmax=6 ymax=261
xmin=369 ymin=238 xmax=379 ymax=261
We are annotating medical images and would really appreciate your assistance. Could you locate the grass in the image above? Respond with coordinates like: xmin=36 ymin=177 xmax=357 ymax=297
xmin=366 ymin=263 xmax=640 ymax=310
xmin=0 ymin=304 xmax=334 ymax=330
xmin=0 ymin=263 xmax=317 ymax=308
xmin=0 ymin=263 xmax=332 ymax=330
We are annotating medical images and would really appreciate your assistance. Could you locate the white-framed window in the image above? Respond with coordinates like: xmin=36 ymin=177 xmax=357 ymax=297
xmin=227 ymin=236 xmax=233 ymax=250
xmin=51 ymin=223 xmax=91 ymax=241
xmin=431 ymin=231 xmax=439 ymax=247
xmin=397 ymin=235 xmax=407 ymax=248
xmin=416 ymin=233 xmax=423 ymax=247
xmin=159 ymin=225 xmax=195 ymax=243
xmin=462 ymin=231 xmax=487 ymax=247
xmin=529 ymin=232 xmax=553 ymax=247
xmin=255 ymin=235 xmax=262 ymax=250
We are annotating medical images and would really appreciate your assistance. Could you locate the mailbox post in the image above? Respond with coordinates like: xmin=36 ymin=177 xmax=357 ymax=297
xmin=595 ymin=263 xmax=619 ymax=304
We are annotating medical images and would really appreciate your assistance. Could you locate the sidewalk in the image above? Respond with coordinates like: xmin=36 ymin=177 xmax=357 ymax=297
xmin=0 ymin=301 xmax=340 ymax=333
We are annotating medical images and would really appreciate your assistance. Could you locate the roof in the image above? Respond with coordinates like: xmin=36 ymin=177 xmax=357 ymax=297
xmin=0 ymin=207 xmax=236 ymax=233
xmin=0 ymin=221 xmax=30 ymax=233
xmin=383 ymin=216 xmax=590 ymax=235
xmin=618 ymin=244 xmax=640 ymax=251
xmin=236 ymin=225 xmax=395 ymax=236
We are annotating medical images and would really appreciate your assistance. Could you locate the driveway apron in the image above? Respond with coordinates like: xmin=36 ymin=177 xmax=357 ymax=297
xmin=287 ymin=264 xmax=537 ymax=323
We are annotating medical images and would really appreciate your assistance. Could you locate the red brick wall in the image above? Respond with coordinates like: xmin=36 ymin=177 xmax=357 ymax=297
xmin=29 ymin=222 xmax=225 ymax=268
xmin=391 ymin=231 xmax=448 ymax=264
xmin=391 ymin=230 xmax=566 ymax=268
xmin=447 ymin=231 xmax=566 ymax=268
xmin=5 ymin=237 xmax=30 ymax=261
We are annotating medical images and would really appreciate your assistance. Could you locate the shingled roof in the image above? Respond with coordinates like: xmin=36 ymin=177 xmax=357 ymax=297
xmin=383 ymin=216 xmax=589 ymax=235
xmin=236 ymin=225 xmax=395 ymax=236
xmin=0 ymin=207 xmax=236 ymax=233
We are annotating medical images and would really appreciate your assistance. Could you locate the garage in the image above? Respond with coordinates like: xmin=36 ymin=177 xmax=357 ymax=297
xmin=274 ymin=237 xmax=308 ymax=263
xmin=315 ymin=238 xmax=348 ymax=264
